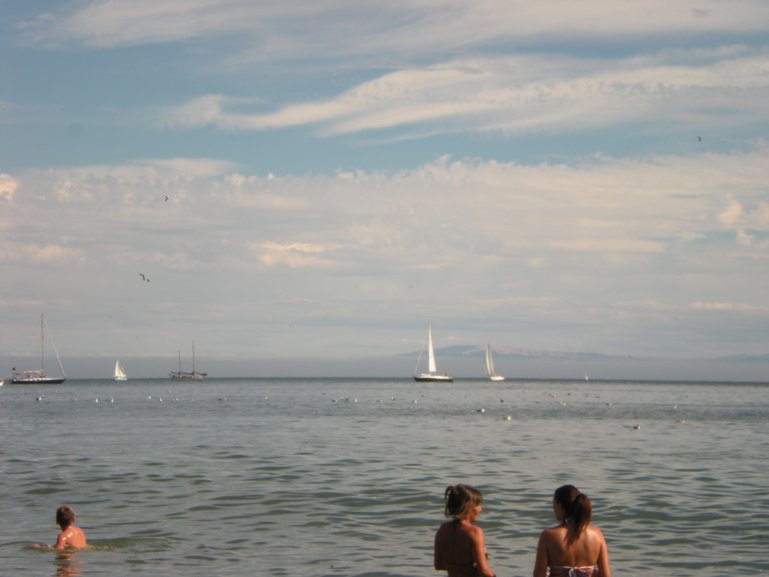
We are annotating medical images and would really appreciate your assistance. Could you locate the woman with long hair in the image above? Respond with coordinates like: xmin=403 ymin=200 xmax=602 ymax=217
xmin=434 ymin=484 xmax=496 ymax=577
xmin=533 ymin=485 xmax=611 ymax=577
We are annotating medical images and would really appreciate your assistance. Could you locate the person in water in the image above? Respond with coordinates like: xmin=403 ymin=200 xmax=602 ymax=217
xmin=434 ymin=484 xmax=496 ymax=577
xmin=53 ymin=506 xmax=87 ymax=550
xmin=533 ymin=485 xmax=611 ymax=577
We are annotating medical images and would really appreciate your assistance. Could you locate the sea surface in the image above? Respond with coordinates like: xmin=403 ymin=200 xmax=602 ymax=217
xmin=1 ymin=378 xmax=767 ymax=577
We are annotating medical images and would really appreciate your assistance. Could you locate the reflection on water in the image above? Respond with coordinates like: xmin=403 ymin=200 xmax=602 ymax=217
xmin=53 ymin=551 xmax=84 ymax=577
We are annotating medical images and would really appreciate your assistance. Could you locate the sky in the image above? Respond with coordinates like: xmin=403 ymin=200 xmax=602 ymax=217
xmin=2 ymin=0 xmax=769 ymax=379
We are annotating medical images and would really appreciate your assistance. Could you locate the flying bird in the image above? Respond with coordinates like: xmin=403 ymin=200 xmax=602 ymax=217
xmin=697 ymin=136 xmax=702 ymax=142
xmin=139 ymin=273 xmax=150 ymax=282
xmin=164 ymin=195 xmax=169 ymax=201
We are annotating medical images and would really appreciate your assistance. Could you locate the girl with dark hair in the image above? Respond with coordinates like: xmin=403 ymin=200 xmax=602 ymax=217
xmin=533 ymin=485 xmax=611 ymax=577
xmin=434 ymin=484 xmax=496 ymax=577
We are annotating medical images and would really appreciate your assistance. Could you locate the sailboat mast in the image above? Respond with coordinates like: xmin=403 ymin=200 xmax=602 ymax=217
xmin=40 ymin=313 xmax=45 ymax=374
xmin=192 ymin=341 xmax=196 ymax=373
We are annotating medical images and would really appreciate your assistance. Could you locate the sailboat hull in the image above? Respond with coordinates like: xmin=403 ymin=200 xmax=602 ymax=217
xmin=169 ymin=372 xmax=206 ymax=381
xmin=414 ymin=373 xmax=454 ymax=382
xmin=11 ymin=376 xmax=65 ymax=385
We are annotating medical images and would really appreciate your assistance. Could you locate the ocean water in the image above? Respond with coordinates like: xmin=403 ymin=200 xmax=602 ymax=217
xmin=1 ymin=378 xmax=767 ymax=577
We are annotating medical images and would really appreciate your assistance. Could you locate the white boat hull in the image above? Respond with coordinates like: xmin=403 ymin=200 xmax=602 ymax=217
xmin=414 ymin=373 xmax=454 ymax=382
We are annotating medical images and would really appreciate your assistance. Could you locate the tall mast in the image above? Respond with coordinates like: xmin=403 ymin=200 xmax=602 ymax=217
xmin=40 ymin=313 xmax=45 ymax=374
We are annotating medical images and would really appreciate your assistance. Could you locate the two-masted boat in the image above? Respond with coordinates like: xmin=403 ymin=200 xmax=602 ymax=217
xmin=169 ymin=341 xmax=207 ymax=381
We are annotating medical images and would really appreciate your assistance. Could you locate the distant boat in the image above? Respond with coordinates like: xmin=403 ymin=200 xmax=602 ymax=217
xmin=10 ymin=314 xmax=66 ymax=385
xmin=414 ymin=324 xmax=453 ymax=382
xmin=113 ymin=360 xmax=128 ymax=382
xmin=169 ymin=341 xmax=207 ymax=381
xmin=484 ymin=344 xmax=505 ymax=381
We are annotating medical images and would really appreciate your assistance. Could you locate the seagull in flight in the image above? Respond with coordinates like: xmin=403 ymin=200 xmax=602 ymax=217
xmin=139 ymin=273 xmax=150 ymax=282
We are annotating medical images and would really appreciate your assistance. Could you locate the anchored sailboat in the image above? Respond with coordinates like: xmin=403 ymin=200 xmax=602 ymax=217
xmin=414 ymin=324 xmax=453 ymax=382
xmin=484 ymin=344 xmax=505 ymax=381
xmin=10 ymin=314 xmax=66 ymax=384
xmin=169 ymin=341 xmax=207 ymax=381
xmin=113 ymin=360 xmax=128 ymax=382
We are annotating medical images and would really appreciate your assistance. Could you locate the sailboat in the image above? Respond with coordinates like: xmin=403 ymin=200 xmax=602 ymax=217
xmin=484 ymin=344 xmax=505 ymax=381
xmin=414 ymin=324 xmax=453 ymax=382
xmin=10 ymin=314 xmax=66 ymax=384
xmin=113 ymin=360 xmax=128 ymax=382
xmin=169 ymin=341 xmax=207 ymax=381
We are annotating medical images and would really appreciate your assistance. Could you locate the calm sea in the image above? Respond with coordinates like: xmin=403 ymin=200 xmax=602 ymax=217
xmin=1 ymin=378 xmax=767 ymax=577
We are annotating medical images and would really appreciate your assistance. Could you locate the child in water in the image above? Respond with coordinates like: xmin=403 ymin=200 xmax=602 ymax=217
xmin=54 ymin=506 xmax=87 ymax=550
xmin=434 ymin=484 xmax=496 ymax=577
xmin=35 ymin=506 xmax=87 ymax=550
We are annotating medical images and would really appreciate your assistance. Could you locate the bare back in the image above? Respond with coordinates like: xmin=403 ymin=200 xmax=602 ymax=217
xmin=434 ymin=520 xmax=494 ymax=577
xmin=533 ymin=525 xmax=610 ymax=577
xmin=55 ymin=525 xmax=87 ymax=550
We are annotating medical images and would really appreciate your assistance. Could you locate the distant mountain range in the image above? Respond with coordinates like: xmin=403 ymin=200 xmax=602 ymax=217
xmin=407 ymin=344 xmax=769 ymax=363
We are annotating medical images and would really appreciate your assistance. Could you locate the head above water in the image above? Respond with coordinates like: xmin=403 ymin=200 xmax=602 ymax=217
xmin=444 ymin=484 xmax=483 ymax=520
xmin=553 ymin=485 xmax=592 ymax=537
xmin=56 ymin=506 xmax=76 ymax=529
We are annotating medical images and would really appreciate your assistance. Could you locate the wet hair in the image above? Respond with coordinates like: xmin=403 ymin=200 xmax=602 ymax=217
xmin=56 ymin=506 xmax=76 ymax=529
xmin=444 ymin=484 xmax=483 ymax=520
xmin=554 ymin=485 xmax=592 ymax=538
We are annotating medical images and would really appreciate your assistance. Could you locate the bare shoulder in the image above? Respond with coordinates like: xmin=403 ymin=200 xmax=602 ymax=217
xmin=466 ymin=523 xmax=484 ymax=539
xmin=587 ymin=525 xmax=606 ymax=540
xmin=539 ymin=525 xmax=564 ymax=541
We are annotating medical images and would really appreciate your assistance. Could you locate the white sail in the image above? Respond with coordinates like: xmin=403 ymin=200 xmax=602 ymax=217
xmin=427 ymin=325 xmax=437 ymax=373
xmin=485 ymin=344 xmax=505 ymax=381
xmin=414 ymin=323 xmax=453 ymax=382
xmin=113 ymin=360 xmax=127 ymax=381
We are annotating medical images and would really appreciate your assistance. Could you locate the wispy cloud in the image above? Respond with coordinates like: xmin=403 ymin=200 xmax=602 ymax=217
xmin=162 ymin=50 xmax=769 ymax=139
xmin=18 ymin=0 xmax=769 ymax=55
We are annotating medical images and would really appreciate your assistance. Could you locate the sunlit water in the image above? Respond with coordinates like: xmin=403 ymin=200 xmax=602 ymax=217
xmin=1 ymin=378 xmax=767 ymax=577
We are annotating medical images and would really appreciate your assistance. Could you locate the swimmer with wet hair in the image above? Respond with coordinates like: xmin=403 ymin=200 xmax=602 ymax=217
xmin=434 ymin=484 xmax=496 ymax=577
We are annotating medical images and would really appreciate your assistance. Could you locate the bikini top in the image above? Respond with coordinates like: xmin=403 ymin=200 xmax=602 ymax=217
xmin=548 ymin=565 xmax=598 ymax=577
